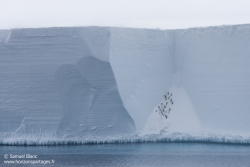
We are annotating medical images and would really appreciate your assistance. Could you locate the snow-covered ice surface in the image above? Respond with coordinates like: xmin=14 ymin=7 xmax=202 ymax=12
xmin=110 ymin=28 xmax=174 ymax=131
xmin=142 ymin=86 xmax=201 ymax=135
xmin=1 ymin=25 xmax=250 ymax=145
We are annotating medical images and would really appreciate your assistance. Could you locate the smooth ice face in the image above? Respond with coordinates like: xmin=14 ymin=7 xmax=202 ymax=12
xmin=175 ymin=25 xmax=250 ymax=133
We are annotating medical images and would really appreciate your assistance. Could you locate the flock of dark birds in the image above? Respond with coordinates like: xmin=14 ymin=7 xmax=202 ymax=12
xmin=155 ymin=91 xmax=174 ymax=120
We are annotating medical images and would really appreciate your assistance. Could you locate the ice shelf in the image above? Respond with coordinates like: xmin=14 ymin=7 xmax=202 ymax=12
xmin=0 ymin=25 xmax=250 ymax=140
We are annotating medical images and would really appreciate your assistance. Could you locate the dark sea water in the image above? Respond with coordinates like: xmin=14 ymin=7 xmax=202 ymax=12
xmin=1 ymin=143 xmax=250 ymax=167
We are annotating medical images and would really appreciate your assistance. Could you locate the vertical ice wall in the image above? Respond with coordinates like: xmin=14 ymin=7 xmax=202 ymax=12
xmin=139 ymin=29 xmax=201 ymax=134
xmin=0 ymin=27 xmax=136 ymax=136
xmin=1 ymin=25 xmax=250 ymax=137
xmin=176 ymin=25 xmax=250 ymax=133
xmin=0 ymin=30 xmax=11 ymax=43
xmin=55 ymin=56 xmax=135 ymax=137
xmin=110 ymin=28 xmax=174 ymax=131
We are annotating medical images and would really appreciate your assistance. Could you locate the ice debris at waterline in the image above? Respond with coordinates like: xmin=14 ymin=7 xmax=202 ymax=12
xmin=1 ymin=24 xmax=250 ymax=141
xmin=1 ymin=133 xmax=250 ymax=145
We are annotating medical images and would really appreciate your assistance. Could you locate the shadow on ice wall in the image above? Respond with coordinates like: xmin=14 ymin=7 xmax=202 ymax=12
xmin=55 ymin=56 xmax=135 ymax=137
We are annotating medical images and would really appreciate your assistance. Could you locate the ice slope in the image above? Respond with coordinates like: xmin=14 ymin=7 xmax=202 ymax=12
xmin=142 ymin=86 xmax=201 ymax=135
xmin=1 ymin=24 xmax=250 ymax=143
xmin=141 ymin=25 xmax=250 ymax=135
xmin=110 ymin=28 xmax=174 ymax=131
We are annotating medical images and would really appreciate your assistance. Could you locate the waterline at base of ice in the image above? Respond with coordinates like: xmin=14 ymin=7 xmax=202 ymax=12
xmin=1 ymin=132 xmax=250 ymax=146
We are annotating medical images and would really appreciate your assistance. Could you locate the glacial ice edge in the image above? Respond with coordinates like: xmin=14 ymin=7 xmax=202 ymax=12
xmin=1 ymin=25 xmax=250 ymax=140
xmin=1 ymin=133 xmax=250 ymax=145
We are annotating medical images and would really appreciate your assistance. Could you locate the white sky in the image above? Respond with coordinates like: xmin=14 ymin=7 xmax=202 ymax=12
xmin=1 ymin=0 xmax=250 ymax=29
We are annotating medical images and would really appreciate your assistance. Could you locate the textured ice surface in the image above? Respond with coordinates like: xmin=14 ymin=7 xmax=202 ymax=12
xmin=55 ymin=56 xmax=135 ymax=137
xmin=0 ymin=25 xmax=250 ymax=143
xmin=142 ymin=86 xmax=201 ymax=135
xmin=1 ymin=133 xmax=250 ymax=145
xmin=110 ymin=28 xmax=174 ymax=131
xmin=0 ymin=27 xmax=135 ymax=137
xmin=0 ymin=30 xmax=11 ymax=43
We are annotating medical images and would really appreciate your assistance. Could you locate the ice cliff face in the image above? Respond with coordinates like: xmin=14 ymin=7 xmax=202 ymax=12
xmin=110 ymin=28 xmax=174 ymax=130
xmin=0 ymin=27 xmax=136 ymax=137
xmin=55 ymin=56 xmax=135 ymax=137
xmin=176 ymin=25 xmax=250 ymax=133
xmin=0 ymin=25 xmax=250 ymax=139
